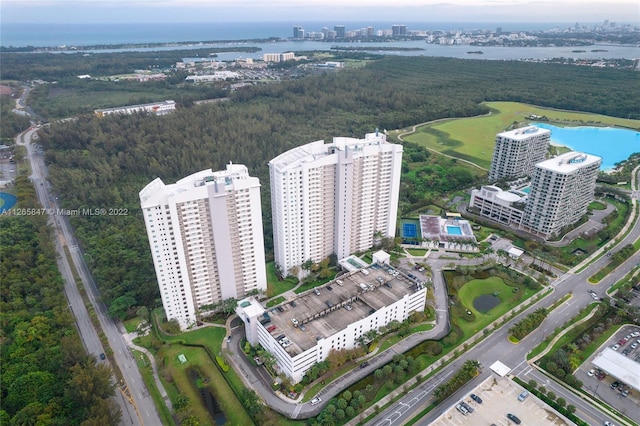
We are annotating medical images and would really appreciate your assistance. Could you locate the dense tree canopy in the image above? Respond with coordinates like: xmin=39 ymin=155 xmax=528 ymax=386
xmin=0 ymin=177 xmax=120 ymax=424
xmin=34 ymin=56 xmax=640 ymax=316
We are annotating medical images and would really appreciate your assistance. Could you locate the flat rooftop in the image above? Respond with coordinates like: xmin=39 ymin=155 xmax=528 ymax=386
xmin=497 ymin=125 xmax=550 ymax=140
xmin=592 ymin=347 xmax=640 ymax=392
xmin=266 ymin=265 xmax=424 ymax=356
xmin=535 ymin=151 xmax=602 ymax=174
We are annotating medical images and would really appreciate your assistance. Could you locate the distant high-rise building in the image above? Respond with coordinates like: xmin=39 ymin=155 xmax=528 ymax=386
xmin=269 ymin=132 xmax=403 ymax=274
xmin=140 ymin=164 xmax=267 ymax=329
xmin=334 ymin=25 xmax=346 ymax=38
xmin=392 ymin=25 xmax=407 ymax=36
xmin=496 ymin=27 xmax=502 ymax=34
xmin=522 ymin=152 xmax=601 ymax=238
xmin=367 ymin=26 xmax=374 ymax=37
xmin=293 ymin=26 xmax=305 ymax=39
xmin=488 ymin=126 xmax=550 ymax=182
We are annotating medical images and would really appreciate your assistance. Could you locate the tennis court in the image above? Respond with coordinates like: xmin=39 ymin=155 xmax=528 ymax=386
xmin=403 ymin=223 xmax=418 ymax=239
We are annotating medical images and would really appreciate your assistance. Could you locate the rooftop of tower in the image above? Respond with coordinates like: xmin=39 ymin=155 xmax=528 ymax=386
xmin=535 ymin=151 xmax=602 ymax=173
xmin=139 ymin=163 xmax=252 ymax=207
xmin=497 ymin=125 xmax=551 ymax=140
xmin=268 ymin=132 xmax=390 ymax=172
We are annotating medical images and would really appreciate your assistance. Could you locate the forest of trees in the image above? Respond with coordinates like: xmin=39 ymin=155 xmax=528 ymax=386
xmin=0 ymin=176 xmax=120 ymax=425
xmin=31 ymin=55 xmax=640 ymax=319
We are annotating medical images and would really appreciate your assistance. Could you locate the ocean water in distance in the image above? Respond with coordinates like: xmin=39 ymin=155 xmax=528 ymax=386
xmin=1 ymin=21 xmax=583 ymax=47
xmin=532 ymin=123 xmax=640 ymax=170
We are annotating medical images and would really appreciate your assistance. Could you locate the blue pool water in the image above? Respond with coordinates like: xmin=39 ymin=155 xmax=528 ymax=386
xmin=520 ymin=187 xmax=531 ymax=194
xmin=0 ymin=192 xmax=17 ymax=213
xmin=532 ymin=123 xmax=640 ymax=170
xmin=446 ymin=225 xmax=463 ymax=235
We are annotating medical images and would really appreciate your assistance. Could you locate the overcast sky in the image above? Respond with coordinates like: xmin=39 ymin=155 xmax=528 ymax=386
xmin=2 ymin=0 xmax=638 ymax=24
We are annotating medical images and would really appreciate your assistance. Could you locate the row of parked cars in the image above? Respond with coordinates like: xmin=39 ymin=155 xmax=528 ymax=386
xmin=611 ymin=330 xmax=640 ymax=357
xmin=455 ymin=393 xmax=482 ymax=415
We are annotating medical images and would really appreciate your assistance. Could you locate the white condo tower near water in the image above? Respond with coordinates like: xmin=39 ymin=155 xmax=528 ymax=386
xmin=269 ymin=131 xmax=403 ymax=275
xmin=139 ymin=164 xmax=267 ymax=329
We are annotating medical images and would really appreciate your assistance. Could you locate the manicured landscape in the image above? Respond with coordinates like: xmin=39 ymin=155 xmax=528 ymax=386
xmin=397 ymin=101 xmax=640 ymax=169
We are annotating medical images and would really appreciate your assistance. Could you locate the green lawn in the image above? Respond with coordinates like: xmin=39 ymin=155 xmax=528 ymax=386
xmin=401 ymin=101 xmax=640 ymax=169
xmin=456 ymin=276 xmax=538 ymax=336
xmin=266 ymin=261 xmax=298 ymax=297
xmin=407 ymin=248 xmax=427 ymax=256
xmin=136 ymin=324 xmax=254 ymax=426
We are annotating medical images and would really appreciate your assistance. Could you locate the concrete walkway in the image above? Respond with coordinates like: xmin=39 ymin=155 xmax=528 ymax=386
xmin=122 ymin=331 xmax=173 ymax=412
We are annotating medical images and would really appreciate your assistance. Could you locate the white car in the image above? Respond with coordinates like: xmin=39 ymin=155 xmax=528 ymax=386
xmin=587 ymin=369 xmax=595 ymax=377
xmin=611 ymin=344 xmax=620 ymax=351
xmin=591 ymin=293 xmax=599 ymax=300
xmin=310 ymin=397 xmax=322 ymax=405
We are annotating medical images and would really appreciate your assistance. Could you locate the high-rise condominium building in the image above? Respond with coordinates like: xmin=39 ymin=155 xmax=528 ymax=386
xmin=269 ymin=132 xmax=403 ymax=275
xmin=522 ymin=152 xmax=601 ymax=238
xmin=139 ymin=164 xmax=267 ymax=329
xmin=488 ymin=126 xmax=550 ymax=182
xmin=293 ymin=26 xmax=305 ymax=39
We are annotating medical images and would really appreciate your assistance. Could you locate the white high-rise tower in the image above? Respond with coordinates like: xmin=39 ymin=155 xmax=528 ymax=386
xmin=139 ymin=164 xmax=267 ymax=329
xmin=489 ymin=126 xmax=550 ymax=182
xmin=269 ymin=132 xmax=403 ymax=275
xmin=522 ymin=152 xmax=601 ymax=238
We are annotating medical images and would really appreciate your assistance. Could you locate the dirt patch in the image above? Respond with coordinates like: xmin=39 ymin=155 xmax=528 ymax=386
xmin=0 ymin=85 xmax=13 ymax=95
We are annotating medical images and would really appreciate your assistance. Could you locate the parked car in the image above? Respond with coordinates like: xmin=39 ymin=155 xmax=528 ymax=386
xmin=455 ymin=403 xmax=468 ymax=415
xmin=507 ymin=413 xmax=521 ymax=424
xmin=310 ymin=397 xmax=322 ymax=405
xmin=470 ymin=393 xmax=483 ymax=403
xmin=517 ymin=391 xmax=529 ymax=401
xmin=460 ymin=401 xmax=474 ymax=413
xmin=610 ymin=381 xmax=620 ymax=389
xmin=99 ymin=353 xmax=106 ymax=360
xmin=604 ymin=421 xmax=616 ymax=426
xmin=611 ymin=344 xmax=620 ymax=350
xmin=587 ymin=369 xmax=595 ymax=377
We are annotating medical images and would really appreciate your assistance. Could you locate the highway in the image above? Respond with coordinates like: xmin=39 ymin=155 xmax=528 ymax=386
xmin=17 ymin=126 xmax=161 ymax=426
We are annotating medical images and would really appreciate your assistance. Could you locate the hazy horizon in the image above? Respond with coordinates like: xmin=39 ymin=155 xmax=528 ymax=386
xmin=2 ymin=0 xmax=638 ymax=25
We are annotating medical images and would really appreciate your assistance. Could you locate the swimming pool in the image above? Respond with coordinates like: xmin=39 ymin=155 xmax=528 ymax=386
xmin=446 ymin=225 xmax=463 ymax=235
xmin=532 ymin=123 xmax=640 ymax=170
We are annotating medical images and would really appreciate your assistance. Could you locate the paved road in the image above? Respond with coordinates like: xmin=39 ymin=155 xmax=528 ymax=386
xmin=367 ymin=185 xmax=640 ymax=426
xmin=17 ymin=126 xmax=161 ymax=426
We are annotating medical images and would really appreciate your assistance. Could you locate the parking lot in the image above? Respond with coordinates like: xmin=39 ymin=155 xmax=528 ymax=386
xmin=576 ymin=325 xmax=640 ymax=424
xmin=430 ymin=376 xmax=573 ymax=426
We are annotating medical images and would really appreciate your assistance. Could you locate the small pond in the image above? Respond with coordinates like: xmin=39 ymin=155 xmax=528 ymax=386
xmin=188 ymin=368 xmax=227 ymax=425
xmin=473 ymin=294 xmax=501 ymax=313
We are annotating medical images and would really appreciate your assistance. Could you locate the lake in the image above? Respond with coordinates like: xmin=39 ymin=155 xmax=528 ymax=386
xmin=532 ymin=123 xmax=640 ymax=170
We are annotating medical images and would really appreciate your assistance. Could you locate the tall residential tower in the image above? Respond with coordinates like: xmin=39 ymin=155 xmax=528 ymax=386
xmin=140 ymin=164 xmax=267 ymax=329
xmin=522 ymin=151 xmax=601 ymax=238
xmin=488 ymin=126 xmax=550 ymax=182
xmin=269 ymin=132 xmax=403 ymax=275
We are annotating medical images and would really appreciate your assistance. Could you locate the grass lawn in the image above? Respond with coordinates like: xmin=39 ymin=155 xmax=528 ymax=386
xmin=401 ymin=101 xmax=640 ymax=169
xmin=123 ymin=317 xmax=143 ymax=333
xmin=456 ymin=276 xmax=538 ymax=336
xmin=407 ymin=248 xmax=427 ymax=256
xmin=266 ymin=261 xmax=298 ymax=297
xmin=266 ymin=296 xmax=286 ymax=307
xmin=137 ymin=325 xmax=254 ymax=426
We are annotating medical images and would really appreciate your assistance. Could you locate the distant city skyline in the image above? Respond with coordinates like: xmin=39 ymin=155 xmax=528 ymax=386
xmin=1 ymin=0 xmax=638 ymax=24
